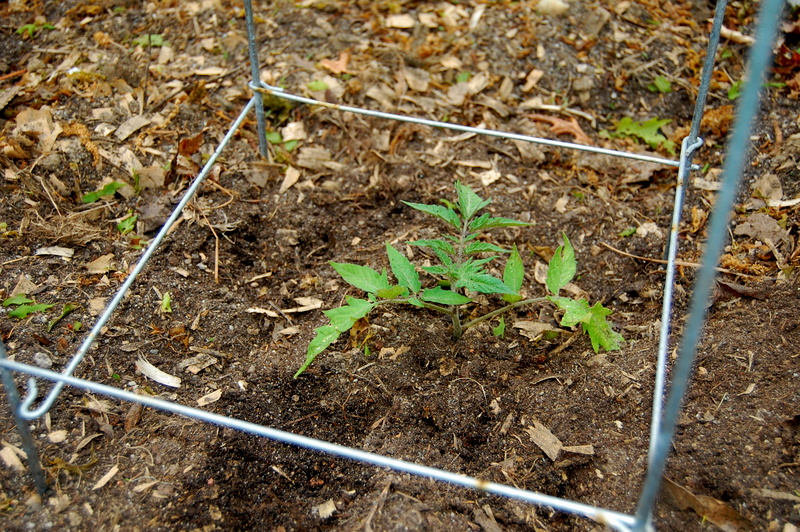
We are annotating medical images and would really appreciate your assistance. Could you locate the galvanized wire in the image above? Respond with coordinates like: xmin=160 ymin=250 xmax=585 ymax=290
xmin=250 ymin=82 xmax=696 ymax=169
xmin=634 ymin=0 xmax=785 ymax=528
xmin=0 ymin=356 xmax=637 ymax=532
xmin=12 ymin=96 xmax=258 ymax=420
xmin=0 ymin=0 xmax=783 ymax=529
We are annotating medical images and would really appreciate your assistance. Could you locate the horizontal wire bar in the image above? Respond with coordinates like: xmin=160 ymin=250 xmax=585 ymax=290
xmin=250 ymin=83 xmax=699 ymax=170
xmin=0 ymin=358 xmax=638 ymax=532
xmin=13 ymin=95 xmax=259 ymax=420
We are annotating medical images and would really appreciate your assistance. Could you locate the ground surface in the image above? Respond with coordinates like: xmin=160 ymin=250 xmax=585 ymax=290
xmin=1 ymin=0 xmax=799 ymax=530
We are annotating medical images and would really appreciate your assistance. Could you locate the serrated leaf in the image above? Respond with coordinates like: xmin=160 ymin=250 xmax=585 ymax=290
xmin=454 ymin=181 xmax=491 ymax=219
xmin=546 ymin=233 xmax=576 ymax=295
xmin=614 ymin=116 xmax=672 ymax=152
xmin=465 ymin=241 xmax=509 ymax=254
xmin=47 ymin=302 xmax=78 ymax=332
xmin=421 ymin=287 xmax=473 ymax=305
xmin=548 ymin=296 xmax=591 ymax=327
xmin=294 ymin=326 xmax=341 ymax=378
xmin=8 ymin=303 xmax=54 ymax=319
xmin=3 ymin=294 xmax=33 ymax=306
xmin=386 ymin=244 xmax=421 ymax=294
xmin=583 ymin=302 xmax=624 ymax=352
xmin=330 ymin=262 xmax=390 ymax=294
xmin=376 ymin=285 xmax=408 ymax=299
xmin=469 ymin=214 xmax=529 ymax=231
xmin=402 ymin=201 xmax=461 ymax=229
xmin=324 ymin=297 xmax=374 ymax=331
xmin=421 ymin=265 xmax=449 ymax=276
xmin=502 ymin=244 xmax=524 ymax=303
xmin=456 ymin=272 xmax=515 ymax=295
xmin=408 ymin=239 xmax=454 ymax=255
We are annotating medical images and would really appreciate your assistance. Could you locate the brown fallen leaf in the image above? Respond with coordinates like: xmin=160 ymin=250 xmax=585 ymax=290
xmin=525 ymin=113 xmax=593 ymax=146
xmin=124 ymin=402 xmax=144 ymax=432
xmin=662 ymin=477 xmax=753 ymax=531
xmin=319 ymin=51 xmax=350 ymax=74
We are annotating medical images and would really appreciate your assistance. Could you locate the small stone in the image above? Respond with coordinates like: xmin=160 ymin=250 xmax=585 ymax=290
xmin=32 ymin=352 xmax=53 ymax=369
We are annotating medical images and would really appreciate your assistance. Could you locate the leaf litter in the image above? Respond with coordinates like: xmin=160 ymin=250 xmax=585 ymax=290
xmin=1 ymin=0 xmax=800 ymax=530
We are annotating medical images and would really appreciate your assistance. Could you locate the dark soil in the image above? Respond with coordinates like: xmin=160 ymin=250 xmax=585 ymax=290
xmin=1 ymin=1 xmax=799 ymax=531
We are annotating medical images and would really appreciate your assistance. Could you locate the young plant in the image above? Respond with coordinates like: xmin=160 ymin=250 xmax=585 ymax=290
xmin=294 ymin=182 xmax=622 ymax=378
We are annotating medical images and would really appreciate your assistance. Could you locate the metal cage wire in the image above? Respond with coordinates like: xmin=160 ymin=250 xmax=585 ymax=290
xmin=0 ymin=0 xmax=787 ymax=530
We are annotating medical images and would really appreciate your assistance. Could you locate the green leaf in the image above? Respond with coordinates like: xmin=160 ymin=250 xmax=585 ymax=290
xmin=386 ymin=243 xmax=421 ymax=294
xmin=464 ymin=241 xmax=509 ymax=254
xmin=295 ymin=326 xmax=341 ymax=378
xmin=546 ymin=233 xmax=576 ymax=295
xmin=408 ymin=239 xmax=455 ymax=255
xmin=420 ymin=287 xmax=472 ymax=305
xmin=492 ymin=316 xmax=506 ymax=337
xmin=375 ymin=285 xmax=408 ymax=299
xmin=8 ymin=303 xmax=54 ymax=319
xmin=454 ymin=181 xmax=491 ymax=220
xmin=647 ymin=75 xmax=672 ymax=94
xmin=407 ymin=298 xmax=424 ymax=308
xmin=619 ymin=226 xmax=637 ymax=237
xmin=330 ymin=262 xmax=390 ymax=294
xmin=3 ymin=294 xmax=33 ymax=307
xmin=161 ymin=292 xmax=172 ymax=313
xmin=469 ymin=213 xmax=529 ymax=231
xmin=402 ymin=201 xmax=461 ymax=230
xmin=82 ymin=182 xmax=125 ymax=204
xmin=583 ymin=302 xmax=624 ymax=352
xmin=132 ymin=34 xmax=165 ymax=47
xmin=456 ymin=272 xmax=515 ymax=295
xmin=117 ymin=214 xmax=138 ymax=235
xmin=728 ymin=80 xmax=742 ymax=100
xmin=456 ymin=71 xmax=471 ymax=83
xmin=47 ymin=303 xmax=78 ymax=332
xmin=548 ymin=296 xmax=591 ymax=327
xmin=421 ymin=265 xmax=449 ymax=276
xmin=307 ymin=80 xmax=329 ymax=91
xmin=613 ymin=116 xmax=673 ymax=153
xmin=502 ymin=244 xmax=524 ymax=303
xmin=283 ymin=139 xmax=299 ymax=152
xmin=324 ymin=297 xmax=374 ymax=331
xmin=266 ymin=131 xmax=283 ymax=144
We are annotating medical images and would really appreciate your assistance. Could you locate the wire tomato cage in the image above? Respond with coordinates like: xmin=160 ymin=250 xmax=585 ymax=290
xmin=0 ymin=0 xmax=787 ymax=530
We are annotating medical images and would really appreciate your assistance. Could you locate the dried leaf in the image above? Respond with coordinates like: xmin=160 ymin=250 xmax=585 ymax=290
xmin=85 ymin=253 xmax=114 ymax=274
xmin=178 ymin=129 xmax=205 ymax=157
xmin=48 ymin=430 xmax=68 ymax=443
xmin=386 ymin=14 xmax=415 ymax=29
xmin=115 ymin=116 xmax=151 ymax=141
xmin=513 ymin=321 xmax=562 ymax=341
xmin=526 ymin=114 xmax=592 ymax=145
xmin=0 ymin=446 xmax=25 ymax=471
xmin=279 ymin=166 xmax=301 ymax=194
xmin=319 ymin=51 xmax=349 ymax=74
xmin=662 ymin=477 xmax=753 ymax=531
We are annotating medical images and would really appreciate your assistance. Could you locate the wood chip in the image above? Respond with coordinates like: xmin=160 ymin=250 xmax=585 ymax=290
xmin=92 ymin=465 xmax=119 ymax=490
xmin=526 ymin=422 xmax=562 ymax=461
xmin=279 ymin=166 xmax=301 ymax=194
xmin=386 ymin=14 xmax=415 ymax=29
xmin=0 ymin=445 xmax=25 ymax=471
xmin=36 ymin=246 xmax=74 ymax=258
xmin=197 ymin=389 xmax=223 ymax=406
xmin=115 ymin=115 xmax=151 ymax=141
xmin=48 ymin=430 xmax=68 ymax=443
xmin=135 ymin=356 xmax=181 ymax=388
xmin=315 ymin=499 xmax=337 ymax=518
xmin=85 ymin=253 xmax=114 ymax=274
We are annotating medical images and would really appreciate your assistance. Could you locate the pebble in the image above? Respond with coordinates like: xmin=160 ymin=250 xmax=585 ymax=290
xmin=32 ymin=352 xmax=52 ymax=369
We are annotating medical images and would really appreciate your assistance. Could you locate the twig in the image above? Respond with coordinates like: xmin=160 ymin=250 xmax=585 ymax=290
xmin=363 ymin=481 xmax=392 ymax=532
xmin=600 ymin=242 xmax=755 ymax=277
xmin=0 ymin=69 xmax=26 ymax=83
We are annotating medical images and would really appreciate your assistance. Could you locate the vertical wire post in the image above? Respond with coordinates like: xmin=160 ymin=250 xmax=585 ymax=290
xmin=0 ymin=341 xmax=47 ymax=495
xmin=633 ymin=0 xmax=785 ymax=528
xmin=649 ymin=1 xmax=728 ymax=464
xmin=244 ymin=0 xmax=268 ymax=158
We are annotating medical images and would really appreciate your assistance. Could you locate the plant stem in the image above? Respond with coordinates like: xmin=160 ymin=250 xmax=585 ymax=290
xmin=461 ymin=297 xmax=549 ymax=332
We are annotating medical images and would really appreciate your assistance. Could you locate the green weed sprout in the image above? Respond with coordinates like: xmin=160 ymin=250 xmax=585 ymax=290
xmin=294 ymin=182 xmax=622 ymax=377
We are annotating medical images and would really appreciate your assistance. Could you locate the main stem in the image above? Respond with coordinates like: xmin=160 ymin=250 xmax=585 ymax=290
xmin=449 ymin=215 xmax=472 ymax=339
